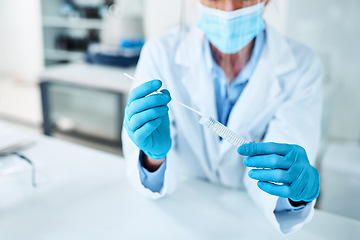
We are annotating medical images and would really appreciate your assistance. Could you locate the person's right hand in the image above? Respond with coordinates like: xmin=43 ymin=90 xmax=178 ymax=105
xmin=123 ymin=80 xmax=172 ymax=160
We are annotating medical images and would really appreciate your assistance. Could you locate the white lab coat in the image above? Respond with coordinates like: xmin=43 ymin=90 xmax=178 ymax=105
xmin=122 ymin=25 xmax=323 ymax=234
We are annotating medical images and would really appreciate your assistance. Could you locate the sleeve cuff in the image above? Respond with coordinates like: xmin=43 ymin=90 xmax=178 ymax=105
xmin=275 ymin=198 xmax=307 ymax=212
xmin=138 ymin=151 xmax=167 ymax=193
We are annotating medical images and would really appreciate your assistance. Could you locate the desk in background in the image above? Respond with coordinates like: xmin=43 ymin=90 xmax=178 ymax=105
xmin=39 ymin=63 xmax=134 ymax=147
xmin=0 ymin=120 xmax=359 ymax=240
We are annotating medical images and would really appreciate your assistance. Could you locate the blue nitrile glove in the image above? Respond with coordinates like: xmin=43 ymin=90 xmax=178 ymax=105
xmin=123 ymin=80 xmax=172 ymax=160
xmin=238 ymin=142 xmax=320 ymax=202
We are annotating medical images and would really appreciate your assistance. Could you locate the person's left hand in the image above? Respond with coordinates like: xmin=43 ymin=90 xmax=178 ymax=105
xmin=238 ymin=142 xmax=320 ymax=202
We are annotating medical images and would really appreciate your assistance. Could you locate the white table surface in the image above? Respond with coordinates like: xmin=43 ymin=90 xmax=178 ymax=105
xmin=0 ymin=121 xmax=359 ymax=240
xmin=39 ymin=63 xmax=135 ymax=93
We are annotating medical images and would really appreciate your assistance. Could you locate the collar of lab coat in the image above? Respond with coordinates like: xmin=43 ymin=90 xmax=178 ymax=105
xmin=174 ymin=24 xmax=297 ymax=75
xmin=173 ymin=24 xmax=297 ymax=160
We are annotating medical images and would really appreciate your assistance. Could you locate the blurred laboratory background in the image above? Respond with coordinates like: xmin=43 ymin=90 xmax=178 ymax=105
xmin=0 ymin=0 xmax=359 ymax=221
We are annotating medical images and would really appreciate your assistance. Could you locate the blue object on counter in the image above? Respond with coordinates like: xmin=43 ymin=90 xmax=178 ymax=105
xmin=86 ymin=40 xmax=144 ymax=67
xmin=119 ymin=38 xmax=145 ymax=51
xmin=86 ymin=53 xmax=139 ymax=67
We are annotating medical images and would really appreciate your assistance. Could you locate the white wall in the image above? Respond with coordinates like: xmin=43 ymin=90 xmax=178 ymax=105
xmin=0 ymin=0 xmax=44 ymax=83
xmin=263 ymin=0 xmax=289 ymax=35
xmin=143 ymin=0 xmax=184 ymax=39
xmin=286 ymin=0 xmax=360 ymax=142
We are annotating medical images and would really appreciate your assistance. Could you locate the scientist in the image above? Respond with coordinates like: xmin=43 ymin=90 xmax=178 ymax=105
xmin=122 ymin=0 xmax=322 ymax=234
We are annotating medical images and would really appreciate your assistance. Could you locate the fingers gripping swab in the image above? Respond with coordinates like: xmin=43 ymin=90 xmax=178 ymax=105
xmin=124 ymin=73 xmax=203 ymax=117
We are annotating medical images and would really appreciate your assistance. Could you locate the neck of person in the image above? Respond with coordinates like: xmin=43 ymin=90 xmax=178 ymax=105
xmin=210 ymin=39 xmax=255 ymax=85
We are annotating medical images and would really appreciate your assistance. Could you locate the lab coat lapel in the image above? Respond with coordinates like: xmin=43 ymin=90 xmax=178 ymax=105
xmin=218 ymin=26 xmax=297 ymax=158
xmin=175 ymin=28 xmax=217 ymax=119
xmin=175 ymin=27 xmax=220 ymax=175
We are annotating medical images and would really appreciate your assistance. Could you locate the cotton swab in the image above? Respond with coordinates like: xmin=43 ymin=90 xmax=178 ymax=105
xmin=123 ymin=73 xmax=203 ymax=117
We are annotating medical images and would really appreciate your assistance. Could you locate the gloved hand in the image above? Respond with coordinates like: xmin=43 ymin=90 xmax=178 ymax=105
xmin=123 ymin=80 xmax=172 ymax=160
xmin=238 ymin=142 xmax=320 ymax=202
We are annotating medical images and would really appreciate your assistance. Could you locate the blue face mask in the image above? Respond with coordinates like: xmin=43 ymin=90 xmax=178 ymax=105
xmin=197 ymin=2 xmax=266 ymax=54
